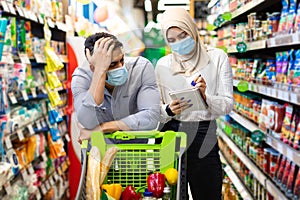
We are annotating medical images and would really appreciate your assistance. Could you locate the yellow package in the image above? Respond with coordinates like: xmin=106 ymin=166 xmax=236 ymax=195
xmin=45 ymin=47 xmax=64 ymax=71
xmin=15 ymin=146 xmax=27 ymax=168
xmin=46 ymin=72 xmax=62 ymax=89
xmin=26 ymin=135 xmax=37 ymax=163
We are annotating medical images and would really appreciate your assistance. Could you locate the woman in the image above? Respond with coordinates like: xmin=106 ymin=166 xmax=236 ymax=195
xmin=155 ymin=8 xmax=233 ymax=199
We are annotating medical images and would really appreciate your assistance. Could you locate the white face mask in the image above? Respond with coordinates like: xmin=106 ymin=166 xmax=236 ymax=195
xmin=169 ymin=36 xmax=195 ymax=55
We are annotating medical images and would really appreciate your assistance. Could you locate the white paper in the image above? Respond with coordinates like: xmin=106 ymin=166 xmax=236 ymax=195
xmin=27 ymin=124 xmax=35 ymax=135
xmin=290 ymin=93 xmax=298 ymax=104
xmin=4 ymin=182 xmax=12 ymax=194
xmin=42 ymin=152 xmax=47 ymax=162
xmin=31 ymin=88 xmax=37 ymax=98
xmin=5 ymin=137 xmax=12 ymax=149
xmin=19 ymin=53 xmax=31 ymax=64
xmin=8 ymin=92 xmax=17 ymax=104
xmin=21 ymin=90 xmax=29 ymax=101
xmin=7 ymin=2 xmax=16 ymax=15
xmin=17 ymin=129 xmax=25 ymax=141
xmin=65 ymin=134 xmax=70 ymax=142
xmin=15 ymin=6 xmax=24 ymax=17
xmin=36 ymin=120 xmax=42 ymax=130
xmin=1 ymin=1 xmax=10 ymax=13
xmin=29 ymin=164 xmax=34 ymax=174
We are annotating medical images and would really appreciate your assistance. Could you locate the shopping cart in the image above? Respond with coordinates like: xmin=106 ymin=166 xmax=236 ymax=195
xmin=75 ymin=130 xmax=187 ymax=200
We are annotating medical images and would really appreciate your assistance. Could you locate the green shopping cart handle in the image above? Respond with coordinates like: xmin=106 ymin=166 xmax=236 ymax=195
xmin=106 ymin=131 xmax=162 ymax=140
xmin=81 ymin=140 xmax=89 ymax=149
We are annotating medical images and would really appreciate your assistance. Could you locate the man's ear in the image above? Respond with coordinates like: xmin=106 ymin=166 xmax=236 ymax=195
xmin=90 ymin=65 xmax=95 ymax=72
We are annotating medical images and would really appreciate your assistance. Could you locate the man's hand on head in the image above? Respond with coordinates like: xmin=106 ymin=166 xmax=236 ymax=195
xmin=85 ymin=37 xmax=115 ymax=72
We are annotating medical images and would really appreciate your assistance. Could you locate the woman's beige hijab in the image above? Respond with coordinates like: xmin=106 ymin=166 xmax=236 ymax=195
xmin=161 ymin=8 xmax=210 ymax=76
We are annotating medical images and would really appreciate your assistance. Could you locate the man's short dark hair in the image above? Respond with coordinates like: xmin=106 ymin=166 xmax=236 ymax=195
xmin=84 ymin=32 xmax=123 ymax=56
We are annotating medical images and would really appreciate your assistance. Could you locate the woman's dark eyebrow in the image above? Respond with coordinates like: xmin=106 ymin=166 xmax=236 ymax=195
xmin=178 ymin=31 xmax=186 ymax=37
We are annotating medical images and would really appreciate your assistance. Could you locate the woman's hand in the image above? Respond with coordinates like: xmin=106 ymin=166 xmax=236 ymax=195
xmin=86 ymin=37 xmax=115 ymax=72
xmin=169 ymin=99 xmax=191 ymax=115
xmin=193 ymin=76 xmax=207 ymax=101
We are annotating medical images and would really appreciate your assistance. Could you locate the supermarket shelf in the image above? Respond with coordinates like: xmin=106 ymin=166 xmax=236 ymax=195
xmin=227 ymin=40 xmax=266 ymax=53
xmin=231 ymin=0 xmax=265 ymax=19
xmin=229 ymin=110 xmax=300 ymax=166
xmin=218 ymin=129 xmax=289 ymax=200
xmin=265 ymin=134 xmax=300 ymax=166
xmin=220 ymin=152 xmax=254 ymax=200
xmin=233 ymin=80 xmax=300 ymax=106
xmin=208 ymin=0 xmax=220 ymax=8
xmin=229 ymin=111 xmax=259 ymax=132
xmin=267 ymin=32 xmax=300 ymax=48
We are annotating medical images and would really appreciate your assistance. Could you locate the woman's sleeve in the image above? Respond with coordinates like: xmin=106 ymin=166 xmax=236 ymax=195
xmin=206 ymin=51 xmax=233 ymax=116
xmin=155 ymin=63 xmax=174 ymax=124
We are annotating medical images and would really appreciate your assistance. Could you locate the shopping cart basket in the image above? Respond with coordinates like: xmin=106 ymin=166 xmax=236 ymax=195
xmin=75 ymin=130 xmax=187 ymax=200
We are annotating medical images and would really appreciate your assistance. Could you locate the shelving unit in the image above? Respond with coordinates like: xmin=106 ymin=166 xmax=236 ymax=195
xmin=229 ymin=110 xmax=300 ymax=167
xmin=231 ymin=0 xmax=265 ymax=19
xmin=0 ymin=1 xmax=71 ymax=199
xmin=220 ymin=152 xmax=254 ymax=200
xmin=218 ymin=128 xmax=289 ymax=200
xmin=233 ymin=80 xmax=300 ymax=105
xmin=227 ymin=40 xmax=267 ymax=53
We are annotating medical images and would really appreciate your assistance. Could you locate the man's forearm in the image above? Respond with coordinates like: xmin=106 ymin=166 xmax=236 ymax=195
xmin=100 ymin=120 xmax=130 ymax=133
xmin=89 ymin=68 xmax=107 ymax=105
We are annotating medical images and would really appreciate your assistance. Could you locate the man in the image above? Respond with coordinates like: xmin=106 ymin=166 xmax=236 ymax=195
xmin=71 ymin=32 xmax=160 ymax=141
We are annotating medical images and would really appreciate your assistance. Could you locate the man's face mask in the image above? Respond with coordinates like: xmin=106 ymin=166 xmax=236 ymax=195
xmin=106 ymin=64 xmax=128 ymax=86
xmin=169 ymin=36 xmax=195 ymax=55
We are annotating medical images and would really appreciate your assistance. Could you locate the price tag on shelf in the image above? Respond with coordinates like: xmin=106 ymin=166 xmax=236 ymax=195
xmin=287 ymin=148 xmax=294 ymax=160
xmin=21 ymin=169 xmax=28 ymax=180
xmin=54 ymin=173 xmax=59 ymax=181
xmin=65 ymin=134 xmax=70 ymax=142
xmin=41 ymin=184 xmax=47 ymax=195
xmin=5 ymin=137 xmax=12 ymax=149
xmin=282 ymin=91 xmax=289 ymax=101
xmin=21 ymin=90 xmax=29 ymax=101
xmin=27 ymin=124 xmax=35 ymax=135
xmin=4 ymin=182 xmax=12 ymax=194
xmin=19 ymin=53 xmax=31 ymax=64
xmin=31 ymin=87 xmax=37 ymax=98
xmin=6 ymin=2 xmax=16 ymax=15
xmin=42 ymin=152 xmax=47 ymax=161
xmin=1 ymin=1 xmax=10 ymax=13
xmin=278 ymin=90 xmax=284 ymax=99
xmin=290 ymin=93 xmax=298 ymax=104
xmin=41 ymin=119 xmax=47 ymax=128
xmin=277 ymin=142 xmax=283 ymax=153
xmin=36 ymin=190 xmax=41 ymax=200
xmin=5 ymin=53 xmax=14 ymax=64
xmin=36 ymin=120 xmax=42 ymax=130
xmin=30 ymin=12 xmax=38 ymax=22
xmin=23 ymin=10 xmax=30 ymax=19
xmin=38 ymin=15 xmax=44 ymax=24
xmin=34 ymin=53 xmax=46 ymax=63
xmin=15 ymin=6 xmax=24 ymax=17
xmin=272 ymin=88 xmax=277 ymax=97
xmin=266 ymin=87 xmax=271 ymax=95
xmin=17 ymin=129 xmax=25 ymax=141
xmin=47 ymin=18 xmax=55 ymax=28
xmin=28 ymin=164 xmax=34 ymax=174
xmin=39 ymin=85 xmax=47 ymax=94
xmin=50 ymin=177 xmax=55 ymax=186
xmin=46 ymin=180 xmax=51 ymax=190
xmin=8 ymin=92 xmax=17 ymax=104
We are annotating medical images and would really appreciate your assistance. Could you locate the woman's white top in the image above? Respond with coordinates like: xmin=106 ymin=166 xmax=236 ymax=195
xmin=155 ymin=46 xmax=233 ymax=123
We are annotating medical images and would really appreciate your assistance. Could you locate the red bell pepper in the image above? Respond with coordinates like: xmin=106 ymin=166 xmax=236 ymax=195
xmin=147 ymin=172 xmax=166 ymax=197
xmin=121 ymin=186 xmax=142 ymax=200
